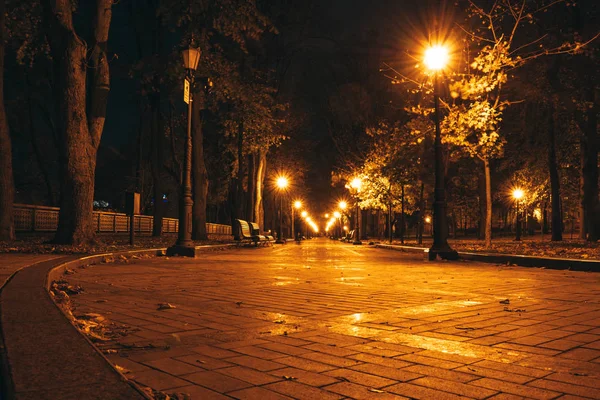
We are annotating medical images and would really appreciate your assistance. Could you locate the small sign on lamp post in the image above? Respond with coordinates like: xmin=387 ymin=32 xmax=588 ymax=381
xmin=183 ymin=78 xmax=190 ymax=104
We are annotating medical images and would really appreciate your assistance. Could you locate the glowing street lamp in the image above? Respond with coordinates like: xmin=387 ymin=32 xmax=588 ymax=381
xmin=424 ymin=44 xmax=457 ymax=260
xmin=513 ymin=188 xmax=524 ymax=241
xmin=167 ymin=45 xmax=202 ymax=257
xmin=292 ymin=200 xmax=302 ymax=241
xmin=275 ymin=176 xmax=289 ymax=244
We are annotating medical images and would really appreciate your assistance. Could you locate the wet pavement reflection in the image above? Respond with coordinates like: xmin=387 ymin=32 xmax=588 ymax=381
xmin=67 ymin=237 xmax=600 ymax=399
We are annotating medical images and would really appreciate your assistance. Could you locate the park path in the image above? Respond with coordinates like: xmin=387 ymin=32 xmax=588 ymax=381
xmin=0 ymin=254 xmax=62 ymax=287
xmin=64 ymin=238 xmax=600 ymax=399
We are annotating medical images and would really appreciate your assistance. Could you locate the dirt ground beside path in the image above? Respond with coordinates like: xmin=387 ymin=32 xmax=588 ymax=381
xmin=63 ymin=239 xmax=600 ymax=399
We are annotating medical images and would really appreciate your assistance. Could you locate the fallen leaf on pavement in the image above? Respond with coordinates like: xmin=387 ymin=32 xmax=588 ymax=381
xmin=499 ymin=299 xmax=510 ymax=304
xmin=368 ymin=388 xmax=385 ymax=393
xmin=157 ymin=303 xmax=176 ymax=310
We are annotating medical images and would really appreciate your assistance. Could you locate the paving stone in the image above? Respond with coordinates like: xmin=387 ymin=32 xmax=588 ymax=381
xmin=323 ymin=367 xmax=397 ymax=388
xmin=182 ymin=370 xmax=253 ymax=392
xmin=395 ymin=353 xmax=464 ymax=369
xmin=385 ymin=382 xmax=468 ymax=400
xmin=454 ymin=364 xmax=533 ymax=384
xmin=227 ymin=355 xmax=286 ymax=371
xmin=143 ymin=358 xmax=204 ymax=376
xmin=228 ymin=386 xmax=294 ymax=400
xmin=403 ymin=364 xmax=479 ymax=384
xmin=324 ymin=381 xmax=409 ymax=399
xmin=165 ymin=385 xmax=231 ymax=400
xmin=175 ymin=354 xmax=234 ymax=370
xmin=270 ymin=367 xmax=341 ymax=387
xmin=217 ymin=365 xmax=283 ymax=385
xmin=131 ymin=369 xmax=190 ymax=391
xmin=409 ymin=376 xmax=498 ymax=399
xmin=528 ymin=378 xmax=600 ymax=398
xmin=350 ymin=363 xmax=422 ymax=382
xmin=274 ymin=355 xmax=339 ymax=372
xmin=264 ymin=380 xmax=342 ymax=400
xmin=470 ymin=377 xmax=561 ymax=399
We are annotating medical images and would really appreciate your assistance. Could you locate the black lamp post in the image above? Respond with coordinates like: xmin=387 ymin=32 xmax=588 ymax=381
xmin=513 ymin=189 xmax=524 ymax=241
xmin=348 ymin=178 xmax=362 ymax=245
xmin=275 ymin=176 xmax=288 ymax=244
xmin=425 ymin=45 xmax=458 ymax=261
xmin=293 ymin=200 xmax=302 ymax=241
xmin=167 ymin=45 xmax=201 ymax=257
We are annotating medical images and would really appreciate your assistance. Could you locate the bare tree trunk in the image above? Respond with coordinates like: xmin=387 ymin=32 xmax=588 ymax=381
xmin=418 ymin=181 xmax=424 ymax=244
xmin=0 ymin=0 xmax=13 ymax=240
xmin=236 ymin=122 xmax=244 ymax=220
xmin=254 ymin=149 xmax=266 ymax=229
xmin=580 ymin=87 xmax=598 ymax=241
xmin=547 ymin=102 xmax=563 ymax=241
xmin=150 ymin=93 xmax=165 ymax=236
xmin=478 ymin=170 xmax=486 ymax=239
xmin=483 ymin=158 xmax=492 ymax=248
xmin=192 ymin=91 xmax=208 ymax=240
xmin=246 ymin=153 xmax=255 ymax=222
xmin=400 ymin=185 xmax=405 ymax=244
xmin=43 ymin=0 xmax=112 ymax=245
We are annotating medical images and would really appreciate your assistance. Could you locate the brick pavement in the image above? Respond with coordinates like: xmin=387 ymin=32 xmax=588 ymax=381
xmin=66 ymin=239 xmax=600 ymax=399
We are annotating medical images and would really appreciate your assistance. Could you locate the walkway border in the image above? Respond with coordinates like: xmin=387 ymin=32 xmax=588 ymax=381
xmin=0 ymin=243 xmax=235 ymax=400
xmin=375 ymin=243 xmax=600 ymax=272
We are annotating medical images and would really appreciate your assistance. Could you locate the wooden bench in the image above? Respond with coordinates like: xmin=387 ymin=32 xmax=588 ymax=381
xmin=249 ymin=222 xmax=275 ymax=246
xmin=233 ymin=219 xmax=271 ymax=246
xmin=342 ymin=230 xmax=355 ymax=242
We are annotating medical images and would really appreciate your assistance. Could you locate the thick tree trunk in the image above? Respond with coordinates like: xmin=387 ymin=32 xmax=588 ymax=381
xmin=400 ymin=185 xmax=405 ymax=244
xmin=254 ymin=149 xmax=267 ymax=229
xmin=478 ymin=170 xmax=486 ymax=239
xmin=150 ymin=94 xmax=164 ymax=236
xmin=236 ymin=122 xmax=244 ymax=220
xmin=547 ymin=103 xmax=563 ymax=241
xmin=43 ymin=0 xmax=112 ymax=245
xmin=192 ymin=91 xmax=208 ymax=240
xmin=580 ymin=87 xmax=599 ymax=241
xmin=27 ymin=84 xmax=56 ymax=206
xmin=483 ymin=158 xmax=492 ymax=248
xmin=246 ymin=153 xmax=255 ymax=222
xmin=0 ymin=0 xmax=13 ymax=240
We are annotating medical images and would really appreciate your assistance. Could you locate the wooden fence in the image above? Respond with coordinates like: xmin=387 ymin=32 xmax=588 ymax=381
xmin=13 ymin=204 xmax=231 ymax=237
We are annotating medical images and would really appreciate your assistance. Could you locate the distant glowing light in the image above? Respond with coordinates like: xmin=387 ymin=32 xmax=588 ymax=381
xmin=424 ymin=45 xmax=449 ymax=71
xmin=294 ymin=200 xmax=302 ymax=209
xmin=301 ymin=211 xmax=308 ymax=218
xmin=339 ymin=201 xmax=347 ymax=210
xmin=333 ymin=211 xmax=341 ymax=218
xmin=425 ymin=216 xmax=431 ymax=223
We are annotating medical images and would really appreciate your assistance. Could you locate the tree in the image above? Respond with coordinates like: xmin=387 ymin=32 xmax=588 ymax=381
xmin=41 ymin=0 xmax=112 ymax=244
xmin=0 ymin=0 xmax=13 ymax=240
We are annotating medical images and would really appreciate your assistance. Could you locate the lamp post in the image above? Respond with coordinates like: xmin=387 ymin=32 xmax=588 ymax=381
xmin=513 ymin=188 xmax=524 ymax=241
xmin=333 ymin=211 xmax=341 ymax=239
xmin=275 ymin=176 xmax=289 ymax=244
xmin=424 ymin=45 xmax=458 ymax=260
xmin=349 ymin=178 xmax=362 ymax=245
xmin=301 ymin=210 xmax=308 ymax=239
xmin=338 ymin=201 xmax=347 ymax=239
xmin=292 ymin=200 xmax=302 ymax=241
xmin=167 ymin=45 xmax=201 ymax=257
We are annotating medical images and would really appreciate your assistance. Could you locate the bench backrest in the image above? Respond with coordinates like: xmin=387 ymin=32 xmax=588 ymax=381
xmin=234 ymin=219 xmax=253 ymax=239
xmin=249 ymin=222 xmax=261 ymax=236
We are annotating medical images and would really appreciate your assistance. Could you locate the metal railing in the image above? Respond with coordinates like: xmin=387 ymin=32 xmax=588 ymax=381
xmin=13 ymin=204 xmax=231 ymax=236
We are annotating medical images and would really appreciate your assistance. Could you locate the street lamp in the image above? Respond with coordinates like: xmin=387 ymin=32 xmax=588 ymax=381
xmin=333 ymin=211 xmax=341 ymax=238
xmin=349 ymin=177 xmax=362 ymax=245
xmin=275 ymin=176 xmax=289 ymax=244
xmin=292 ymin=200 xmax=302 ymax=241
xmin=424 ymin=44 xmax=458 ymax=261
xmin=513 ymin=188 xmax=524 ymax=241
xmin=167 ymin=45 xmax=201 ymax=257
